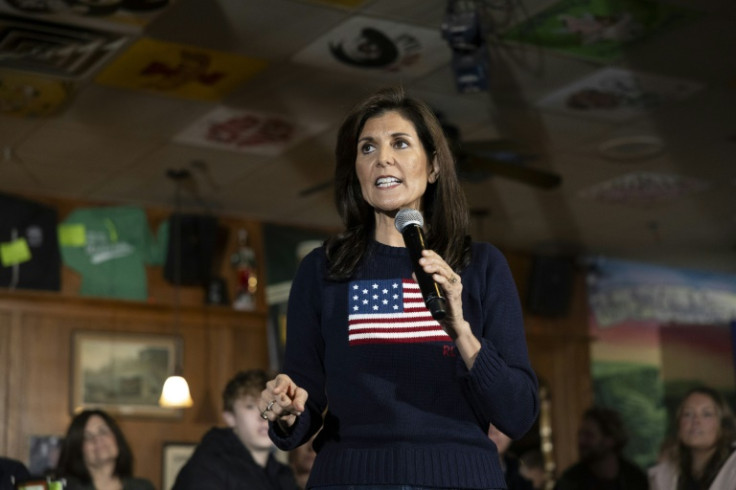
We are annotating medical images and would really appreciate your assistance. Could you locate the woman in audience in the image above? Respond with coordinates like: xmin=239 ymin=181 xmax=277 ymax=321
xmin=56 ymin=409 xmax=154 ymax=490
xmin=649 ymin=386 xmax=736 ymax=490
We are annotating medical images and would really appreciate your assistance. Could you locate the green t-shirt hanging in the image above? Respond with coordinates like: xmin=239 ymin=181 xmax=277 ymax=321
xmin=59 ymin=206 xmax=162 ymax=301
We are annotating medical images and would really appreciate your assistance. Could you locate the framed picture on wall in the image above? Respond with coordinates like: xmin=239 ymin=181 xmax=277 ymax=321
xmin=71 ymin=331 xmax=182 ymax=417
xmin=28 ymin=434 xmax=64 ymax=476
xmin=161 ymin=442 xmax=196 ymax=490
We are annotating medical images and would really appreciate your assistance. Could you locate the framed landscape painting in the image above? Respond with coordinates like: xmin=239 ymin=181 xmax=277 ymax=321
xmin=71 ymin=331 xmax=182 ymax=417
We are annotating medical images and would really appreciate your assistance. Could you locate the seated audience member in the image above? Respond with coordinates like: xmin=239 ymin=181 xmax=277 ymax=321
xmin=55 ymin=409 xmax=154 ymax=490
xmin=288 ymin=435 xmax=317 ymax=490
xmin=554 ymin=406 xmax=648 ymax=490
xmin=487 ymin=423 xmax=534 ymax=490
xmin=649 ymin=386 xmax=736 ymax=490
xmin=0 ymin=457 xmax=30 ymax=490
xmin=173 ymin=369 xmax=299 ymax=490
xmin=519 ymin=448 xmax=550 ymax=490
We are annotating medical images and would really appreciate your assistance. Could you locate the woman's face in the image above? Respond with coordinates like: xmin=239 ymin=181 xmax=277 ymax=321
xmin=82 ymin=415 xmax=119 ymax=470
xmin=355 ymin=110 xmax=438 ymax=217
xmin=678 ymin=393 xmax=720 ymax=451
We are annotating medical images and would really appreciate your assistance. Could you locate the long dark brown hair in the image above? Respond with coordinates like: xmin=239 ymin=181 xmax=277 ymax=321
xmin=674 ymin=386 xmax=736 ymax=490
xmin=326 ymin=86 xmax=470 ymax=279
xmin=55 ymin=409 xmax=135 ymax=484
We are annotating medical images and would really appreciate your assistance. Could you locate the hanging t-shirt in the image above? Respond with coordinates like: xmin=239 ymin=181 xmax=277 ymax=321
xmin=59 ymin=205 xmax=160 ymax=301
xmin=0 ymin=192 xmax=61 ymax=291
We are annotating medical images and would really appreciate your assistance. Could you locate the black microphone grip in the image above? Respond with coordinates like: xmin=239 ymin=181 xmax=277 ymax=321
xmin=401 ymin=224 xmax=447 ymax=321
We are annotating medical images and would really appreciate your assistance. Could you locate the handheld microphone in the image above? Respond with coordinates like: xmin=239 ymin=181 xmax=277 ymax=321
xmin=394 ymin=208 xmax=447 ymax=321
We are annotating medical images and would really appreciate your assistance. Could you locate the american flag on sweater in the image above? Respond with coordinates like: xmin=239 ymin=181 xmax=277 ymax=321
xmin=348 ymin=278 xmax=451 ymax=345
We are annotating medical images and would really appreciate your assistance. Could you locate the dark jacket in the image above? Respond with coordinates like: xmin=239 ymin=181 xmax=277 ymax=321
xmin=554 ymin=457 xmax=649 ymax=490
xmin=173 ymin=427 xmax=299 ymax=490
xmin=0 ymin=458 xmax=30 ymax=490
xmin=503 ymin=454 xmax=535 ymax=490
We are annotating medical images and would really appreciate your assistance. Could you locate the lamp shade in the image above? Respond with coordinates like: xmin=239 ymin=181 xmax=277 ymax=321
xmin=159 ymin=375 xmax=194 ymax=408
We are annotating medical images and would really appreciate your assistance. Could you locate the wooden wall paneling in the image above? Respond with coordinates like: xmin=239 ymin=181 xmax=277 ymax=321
xmin=0 ymin=294 xmax=269 ymax=486
xmin=526 ymin=333 xmax=592 ymax=476
xmin=523 ymin=272 xmax=593 ymax=479
xmin=16 ymin=312 xmax=72 ymax=463
xmin=0 ymin=310 xmax=10 ymax=454
xmin=231 ymin=322 xmax=269 ymax=373
xmin=7 ymin=310 xmax=36 ymax=460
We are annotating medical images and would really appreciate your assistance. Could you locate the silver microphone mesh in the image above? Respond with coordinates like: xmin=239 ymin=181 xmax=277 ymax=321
xmin=394 ymin=208 xmax=424 ymax=233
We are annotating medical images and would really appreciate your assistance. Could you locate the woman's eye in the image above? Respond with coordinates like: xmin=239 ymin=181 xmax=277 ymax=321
xmin=360 ymin=143 xmax=374 ymax=154
xmin=394 ymin=140 xmax=408 ymax=149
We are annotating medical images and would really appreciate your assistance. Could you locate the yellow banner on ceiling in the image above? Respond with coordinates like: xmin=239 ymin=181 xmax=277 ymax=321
xmin=0 ymin=69 xmax=72 ymax=117
xmin=95 ymin=38 xmax=267 ymax=101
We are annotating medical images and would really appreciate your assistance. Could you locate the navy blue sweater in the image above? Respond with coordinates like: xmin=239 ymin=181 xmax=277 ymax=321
xmin=270 ymin=241 xmax=539 ymax=488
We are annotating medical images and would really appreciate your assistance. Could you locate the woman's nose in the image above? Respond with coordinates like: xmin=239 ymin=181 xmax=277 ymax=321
xmin=376 ymin=146 xmax=395 ymax=166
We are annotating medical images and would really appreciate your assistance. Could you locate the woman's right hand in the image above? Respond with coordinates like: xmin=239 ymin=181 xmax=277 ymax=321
xmin=259 ymin=373 xmax=308 ymax=428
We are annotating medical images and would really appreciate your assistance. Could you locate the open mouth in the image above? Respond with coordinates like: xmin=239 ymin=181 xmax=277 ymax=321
xmin=376 ymin=176 xmax=401 ymax=188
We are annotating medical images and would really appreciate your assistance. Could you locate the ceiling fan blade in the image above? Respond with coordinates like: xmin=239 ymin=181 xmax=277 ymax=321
xmin=462 ymin=155 xmax=562 ymax=189
xmin=299 ymin=179 xmax=333 ymax=197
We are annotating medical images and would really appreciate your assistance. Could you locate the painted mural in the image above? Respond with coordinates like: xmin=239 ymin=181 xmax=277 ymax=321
xmin=587 ymin=257 xmax=736 ymax=467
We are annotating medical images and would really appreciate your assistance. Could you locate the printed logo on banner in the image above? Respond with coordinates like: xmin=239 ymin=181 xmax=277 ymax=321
xmin=501 ymin=0 xmax=700 ymax=62
xmin=95 ymin=38 xmax=267 ymax=100
xmin=537 ymin=67 xmax=702 ymax=121
xmin=578 ymin=172 xmax=710 ymax=205
xmin=292 ymin=15 xmax=450 ymax=79
xmin=174 ymin=106 xmax=326 ymax=156
xmin=0 ymin=69 xmax=72 ymax=116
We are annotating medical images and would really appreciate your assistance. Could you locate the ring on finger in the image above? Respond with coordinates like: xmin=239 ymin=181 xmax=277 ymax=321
xmin=261 ymin=400 xmax=276 ymax=420
xmin=450 ymin=276 xmax=457 ymax=284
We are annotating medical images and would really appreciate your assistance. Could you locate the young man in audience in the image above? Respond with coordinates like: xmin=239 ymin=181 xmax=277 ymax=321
xmin=173 ymin=369 xmax=299 ymax=490
xmin=554 ymin=407 xmax=648 ymax=490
